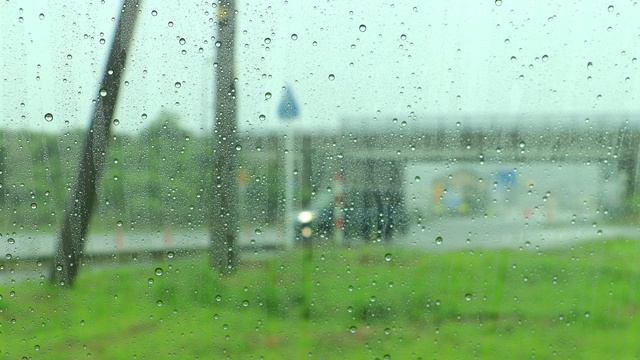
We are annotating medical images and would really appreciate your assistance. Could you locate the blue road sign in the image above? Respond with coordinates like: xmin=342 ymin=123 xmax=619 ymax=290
xmin=278 ymin=87 xmax=300 ymax=120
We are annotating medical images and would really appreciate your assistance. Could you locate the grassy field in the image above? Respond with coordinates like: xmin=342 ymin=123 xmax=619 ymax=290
xmin=2 ymin=238 xmax=640 ymax=359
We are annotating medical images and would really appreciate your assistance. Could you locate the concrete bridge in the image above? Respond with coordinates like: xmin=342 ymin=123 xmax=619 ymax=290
xmin=242 ymin=113 xmax=640 ymax=204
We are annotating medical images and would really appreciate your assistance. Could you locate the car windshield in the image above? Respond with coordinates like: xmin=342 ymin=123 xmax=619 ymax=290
xmin=2 ymin=1 xmax=640 ymax=358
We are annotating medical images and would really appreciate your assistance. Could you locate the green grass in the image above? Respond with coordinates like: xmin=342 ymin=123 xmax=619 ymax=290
xmin=2 ymin=238 xmax=640 ymax=359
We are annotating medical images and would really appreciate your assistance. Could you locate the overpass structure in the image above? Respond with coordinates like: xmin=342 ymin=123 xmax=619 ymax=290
xmin=241 ymin=113 xmax=640 ymax=231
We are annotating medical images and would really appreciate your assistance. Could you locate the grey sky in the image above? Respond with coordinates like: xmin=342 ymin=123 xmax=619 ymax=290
xmin=1 ymin=1 xmax=639 ymax=135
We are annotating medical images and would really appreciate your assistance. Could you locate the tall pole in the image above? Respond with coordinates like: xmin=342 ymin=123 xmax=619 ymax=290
xmin=284 ymin=129 xmax=295 ymax=248
xmin=50 ymin=0 xmax=141 ymax=287
xmin=210 ymin=0 xmax=239 ymax=273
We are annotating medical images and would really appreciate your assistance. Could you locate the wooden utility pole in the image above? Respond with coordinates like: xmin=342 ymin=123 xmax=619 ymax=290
xmin=51 ymin=0 xmax=141 ymax=287
xmin=209 ymin=0 xmax=239 ymax=273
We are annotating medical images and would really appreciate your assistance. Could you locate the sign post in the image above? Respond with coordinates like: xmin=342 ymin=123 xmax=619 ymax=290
xmin=278 ymin=86 xmax=300 ymax=248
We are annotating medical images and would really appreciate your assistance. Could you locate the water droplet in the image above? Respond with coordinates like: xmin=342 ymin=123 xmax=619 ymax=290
xmin=291 ymin=34 xmax=298 ymax=40
xmin=167 ymin=251 xmax=174 ymax=259
xmin=264 ymin=37 xmax=271 ymax=44
xmin=465 ymin=293 xmax=472 ymax=301
xmin=255 ymin=228 xmax=262 ymax=235
xmin=542 ymin=54 xmax=549 ymax=62
xmin=141 ymin=113 xmax=148 ymax=119
xmin=435 ymin=236 xmax=443 ymax=245
xmin=258 ymin=114 xmax=266 ymax=121
xmin=39 ymin=13 xmax=45 ymax=20
xmin=519 ymin=141 xmax=525 ymax=148
xmin=359 ymin=24 xmax=366 ymax=32
xmin=400 ymin=34 xmax=407 ymax=41
xmin=168 ymin=21 xmax=174 ymax=27
xmin=44 ymin=113 xmax=53 ymax=122
xmin=349 ymin=326 xmax=357 ymax=333
xmin=242 ymin=300 xmax=249 ymax=307
xmin=100 ymin=89 xmax=108 ymax=97
xmin=148 ymin=278 xmax=154 ymax=284
xmin=495 ymin=0 xmax=502 ymax=5
xmin=215 ymin=295 xmax=222 ymax=301
xmin=31 ymin=203 xmax=37 ymax=209
xmin=151 ymin=10 xmax=158 ymax=16
xmin=608 ymin=5 xmax=614 ymax=12
xmin=175 ymin=82 xmax=181 ymax=88
xmin=265 ymin=92 xmax=272 ymax=100
xmin=587 ymin=61 xmax=593 ymax=70
xmin=510 ymin=56 xmax=517 ymax=62
xmin=179 ymin=38 xmax=186 ymax=45
xmin=384 ymin=253 xmax=392 ymax=261
xmin=113 ymin=119 xmax=120 ymax=126
xmin=235 ymin=144 xmax=242 ymax=151
xmin=414 ymin=176 xmax=421 ymax=182
xmin=56 ymin=264 xmax=63 ymax=271
xmin=328 ymin=74 xmax=335 ymax=81
xmin=116 ymin=220 xmax=123 ymax=227
xmin=7 ymin=238 xmax=15 ymax=244
xmin=155 ymin=268 xmax=163 ymax=276
xmin=156 ymin=300 xmax=163 ymax=306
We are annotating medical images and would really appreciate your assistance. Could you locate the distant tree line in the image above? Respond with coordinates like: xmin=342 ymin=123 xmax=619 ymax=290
xmin=0 ymin=111 xmax=285 ymax=233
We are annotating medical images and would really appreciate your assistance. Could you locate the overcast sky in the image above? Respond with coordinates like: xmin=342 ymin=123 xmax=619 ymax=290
xmin=1 ymin=0 xmax=639 ymax=135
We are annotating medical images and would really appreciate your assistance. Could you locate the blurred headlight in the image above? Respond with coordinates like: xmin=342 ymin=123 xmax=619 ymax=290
xmin=297 ymin=211 xmax=314 ymax=223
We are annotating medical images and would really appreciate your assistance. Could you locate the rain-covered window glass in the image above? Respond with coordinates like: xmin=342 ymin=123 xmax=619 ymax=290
xmin=2 ymin=1 xmax=640 ymax=358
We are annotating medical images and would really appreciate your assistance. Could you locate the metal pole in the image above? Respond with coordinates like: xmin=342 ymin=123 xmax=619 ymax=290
xmin=209 ymin=0 xmax=239 ymax=273
xmin=284 ymin=129 xmax=295 ymax=248
xmin=50 ymin=0 xmax=141 ymax=287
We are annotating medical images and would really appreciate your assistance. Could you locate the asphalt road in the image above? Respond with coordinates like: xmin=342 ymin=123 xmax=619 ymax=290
xmin=2 ymin=216 xmax=638 ymax=261
xmin=394 ymin=216 xmax=639 ymax=252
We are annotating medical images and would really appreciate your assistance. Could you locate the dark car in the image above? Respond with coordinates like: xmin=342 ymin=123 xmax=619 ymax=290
xmin=294 ymin=190 xmax=409 ymax=243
